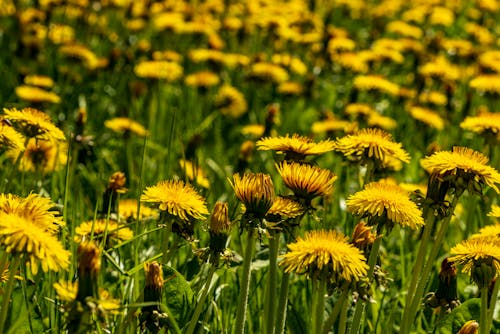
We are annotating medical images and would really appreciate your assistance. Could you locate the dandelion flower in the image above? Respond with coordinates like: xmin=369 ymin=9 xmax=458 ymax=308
xmin=54 ymin=280 xmax=78 ymax=302
xmin=59 ymin=44 xmax=100 ymax=69
xmin=119 ymin=199 xmax=158 ymax=220
xmin=460 ymin=111 xmax=500 ymax=140
xmin=407 ymin=106 xmax=445 ymax=130
xmin=280 ymin=230 xmax=368 ymax=282
xmin=230 ymin=172 xmax=275 ymax=218
xmin=215 ymin=85 xmax=248 ymax=118
xmin=488 ymin=205 xmax=500 ymax=218
xmin=353 ymin=75 xmax=400 ymax=96
xmin=249 ymin=62 xmax=289 ymax=83
xmin=469 ymin=75 xmax=500 ymax=94
xmin=141 ymin=180 xmax=209 ymax=221
xmin=333 ymin=128 xmax=410 ymax=167
xmin=276 ymin=161 xmax=336 ymax=200
xmin=9 ymin=138 xmax=67 ymax=173
xmin=104 ymin=117 xmax=149 ymax=137
xmin=24 ymin=75 xmax=54 ymax=88
xmin=257 ymin=134 xmax=335 ymax=160
xmin=0 ymin=120 xmax=24 ymax=152
xmin=0 ymin=211 xmax=70 ymax=274
xmin=134 ymin=60 xmax=183 ymax=81
xmin=74 ymin=219 xmax=134 ymax=244
xmin=346 ymin=180 xmax=425 ymax=230
xmin=179 ymin=159 xmax=209 ymax=189
xmin=3 ymin=107 xmax=65 ymax=140
xmin=420 ymin=146 xmax=500 ymax=193
xmin=184 ymin=71 xmax=220 ymax=88
xmin=267 ymin=196 xmax=305 ymax=220
xmin=15 ymin=85 xmax=61 ymax=104
xmin=449 ymin=238 xmax=500 ymax=287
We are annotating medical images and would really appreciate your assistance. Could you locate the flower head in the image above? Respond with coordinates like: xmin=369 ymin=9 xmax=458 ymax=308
xmin=333 ymin=128 xmax=410 ymax=168
xmin=119 ymin=199 xmax=158 ymax=221
xmin=134 ymin=60 xmax=183 ymax=81
xmin=266 ymin=196 xmax=305 ymax=221
xmin=74 ymin=219 xmax=134 ymax=245
xmin=449 ymin=238 xmax=500 ymax=288
xmin=460 ymin=111 xmax=500 ymax=140
xmin=346 ymin=180 xmax=425 ymax=231
xmin=420 ymin=146 xmax=500 ymax=193
xmin=353 ymin=75 xmax=400 ymax=96
xmin=3 ymin=107 xmax=65 ymax=140
xmin=276 ymin=161 xmax=336 ymax=201
xmin=0 ymin=211 xmax=70 ymax=274
xmin=141 ymin=180 xmax=208 ymax=221
xmin=0 ymin=120 xmax=25 ymax=153
xmin=184 ymin=71 xmax=220 ymax=88
xmin=407 ymin=106 xmax=445 ymax=130
xmin=280 ymin=230 xmax=368 ymax=282
xmin=179 ymin=159 xmax=209 ymax=189
xmin=215 ymin=85 xmax=248 ymax=118
xmin=104 ymin=117 xmax=149 ymax=137
xmin=8 ymin=138 xmax=67 ymax=173
xmin=230 ymin=172 xmax=275 ymax=219
xmin=257 ymin=134 xmax=335 ymax=161
xmin=15 ymin=85 xmax=61 ymax=104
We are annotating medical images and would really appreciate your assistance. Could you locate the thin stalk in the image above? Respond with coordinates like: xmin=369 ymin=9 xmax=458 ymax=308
xmin=338 ymin=294 xmax=349 ymax=334
xmin=161 ymin=219 xmax=173 ymax=265
xmin=487 ymin=278 xmax=500 ymax=331
xmin=21 ymin=263 xmax=34 ymax=333
xmin=480 ymin=286 xmax=489 ymax=334
xmin=311 ymin=277 xmax=327 ymax=334
xmin=0 ymin=256 xmax=21 ymax=330
xmin=348 ymin=236 xmax=383 ymax=334
xmin=185 ymin=263 xmax=217 ymax=334
xmin=233 ymin=229 xmax=256 ymax=334
xmin=274 ymin=272 xmax=290 ymax=334
xmin=404 ymin=194 xmax=460 ymax=333
xmin=401 ymin=209 xmax=436 ymax=333
xmin=322 ymin=284 xmax=350 ymax=334
xmin=264 ymin=233 xmax=280 ymax=334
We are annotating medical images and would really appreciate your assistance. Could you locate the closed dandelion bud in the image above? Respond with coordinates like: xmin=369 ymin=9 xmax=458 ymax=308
xmin=101 ymin=171 xmax=127 ymax=216
xmin=144 ymin=262 xmax=164 ymax=308
xmin=209 ymin=202 xmax=231 ymax=255
xmin=230 ymin=172 xmax=275 ymax=221
xmin=351 ymin=222 xmax=376 ymax=255
xmin=76 ymin=242 xmax=101 ymax=301
xmin=457 ymin=320 xmax=479 ymax=334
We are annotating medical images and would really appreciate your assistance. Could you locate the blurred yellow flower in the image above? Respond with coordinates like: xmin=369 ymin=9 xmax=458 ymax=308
xmin=184 ymin=71 xmax=220 ymax=88
xmin=104 ymin=117 xmax=148 ymax=137
xmin=353 ymin=75 xmax=400 ymax=96
xmin=74 ymin=219 xmax=133 ymax=244
xmin=215 ymin=85 xmax=248 ymax=118
xmin=15 ymin=85 xmax=60 ymax=104
xmin=134 ymin=60 xmax=183 ymax=81
xmin=3 ymin=107 xmax=65 ymax=140
xmin=9 ymin=138 xmax=67 ymax=174
xmin=407 ymin=106 xmax=445 ymax=130
xmin=460 ymin=110 xmax=500 ymax=140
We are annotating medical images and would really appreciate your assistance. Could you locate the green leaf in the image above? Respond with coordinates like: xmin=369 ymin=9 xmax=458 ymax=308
xmin=433 ymin=298 xmax=480 ymax=334
xmin=163 ymin=266 xmax=195 ymax=329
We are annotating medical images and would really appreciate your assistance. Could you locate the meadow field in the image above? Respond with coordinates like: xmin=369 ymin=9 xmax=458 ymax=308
xmin=2 ymin=0 xmax=500 ymax=333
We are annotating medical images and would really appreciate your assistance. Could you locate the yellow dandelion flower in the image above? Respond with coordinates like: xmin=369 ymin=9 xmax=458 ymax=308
xmin=104 ymin=117 xmax=149 ymax=137
xmin=386 ymin=20 xmax=423 ymax=39
xmin=456 ymin=320 xmax=479 ymax=334
xmin=440 ymin=39 xmax=475 ymax=58
xmin=241 ymin=124 xmax=265 ymax=138
xmin=449 ymin=238 xmax=500 ymax=287
xmin=277 ymin=81 xmax=304 ymax=95
xmin=23 ymin=75 xmax=54 ymax=88
xmin=311 ymin=118 xmax=356 ymax=135
xmin=280 ymin=230 xmax=368 ymax=282
xmin=367 ymin=113 xmax=397 ymax=131
xmin=478 ymin=50 xmax=500 ymax=73
xmin=119 ymin=199 xmax=158 ymax=221
xmin=9 ymin=138 xmax=67 ymax=173
xmin=209 ymin=201 xmax=231 ymax=235
xmin=74 ymin=219 xmax=133 ymax=244
xmin=184 ymin=71 xmax=220 ymax=88
xmin=0 ymin=121 xmax=24 ymax=152
xmin=465 ymin=22 xmax=494 ymax=45
xmin=469 ymin=74 xmax=500 ymax=94
xmin=488 ymin=204 xmax=500 ymax=218
xmin=419 ymin=91 xmax=447 ymax=106
xmin=346 ymin=180 xmax=425 ymax=230
xmin=419 ymin=56 xmax=461 ymax=82
xmin=407 ymin=106 xmax=445 ymax=130
xmin=141 ymin=180 xmax=209 ymax=221
xmin=460 ymin=111 xmax=500 ymax=140
xmin=331 ymin=52 xmax=369 ymax=73
xmin=257 ymin=134 xmax=335 ymax=160
xmin=420 ymin=146 xmax=500 ymax=193
xmin=429 ymin=6 xmax=454 ymax=27
xmin=48 ymin=24 xmax=75 ymax=44
xmin=152 ymin=50 xmax=183 ymax=62
xmin=134 ymin=60 xmax=183 ymax=81
xmin=327 ymin=37 xmax=356 ymax=53
xmin=266 ymin=196 xmax=305 ymax=219
xmin=0 ymin=211 xmax=70 ymax=274
xmin=3 ymin=107 xmax=65 ymax=140
xmin=249 ymin=62 xmax=289 ymax=83
xmin=179 ymin=159 xmax=210 ymax=189
xmin=188 ymin=48 xmax=224 ymax=63
xmin=54 ymin=280 xmax=78 ymax=302
xmin=276 ymin=161 xmax=336 ymax=200
xmin=230 ymin=172 xmax=275 ymax=218
xmin=345 ymin=103 xmax=376 ymax=117
xmin=471 ymin=223 xmax=500 ymax=239
xmin=353 ymin=75 xmax=400 ymax=96
xmin=215 ymin=85 xmax=248 ymax=118
xmin=333 ymin=128 xmax=410 ymax=166
xmin=59 ymin=44 xmax=99 ymax=70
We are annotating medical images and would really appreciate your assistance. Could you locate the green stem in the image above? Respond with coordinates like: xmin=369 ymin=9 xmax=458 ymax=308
xmin=161 ymin=219 xmax=173 ymax=265
xmin=480 ymin=286 xmax=489 ymax=334
xmin=274 ymin=272 xmax=290 ymax=334
xmin=487 ymin=278 xmax=500 ymax=333
xmin=0 ymin=256 xmax=21 ymax=330
xmin=401 ymin=209 xmax=436 ymax=333
xmin=312 ymin=277 xmax=327 ymax=334
xmin=322 ymin=284 xmax=350 ymax=334
xmin=348 ymin=236 xmax=382 ymax=334
xmin=404 ymin=194 xmax=460 ymax=334
xmin=265 ymin=233 xmax=280 ymax=334
xmin=234 ymin=229 xmax=256 ymax=334
xmin=338 ymin=294 xmax=349 ymax=334
xmin=185 ymin=263 xmax=217 ymax=334
xmin=21 ymin=263 xmax=34 ymax=333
